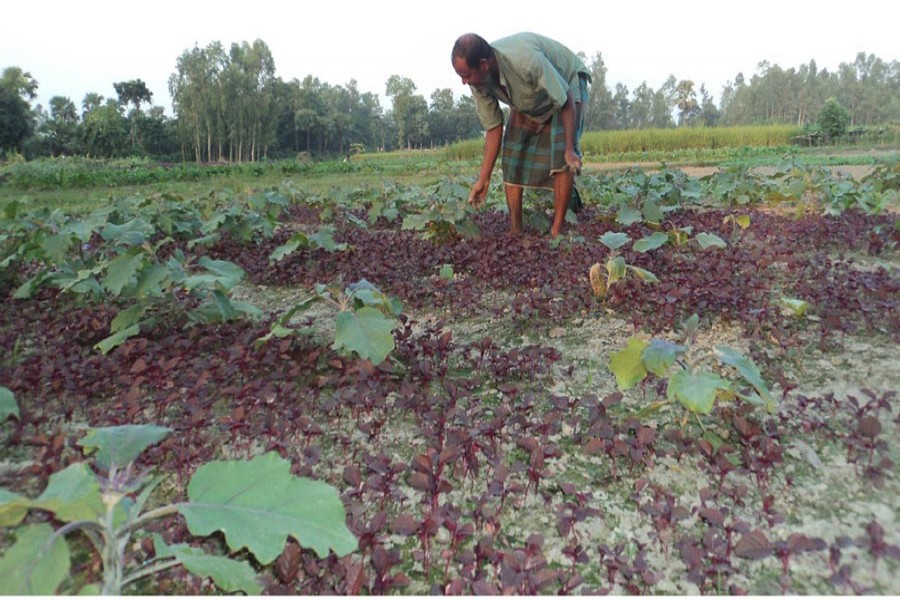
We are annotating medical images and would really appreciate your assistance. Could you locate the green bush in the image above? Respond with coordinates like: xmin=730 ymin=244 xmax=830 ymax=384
xmin=817 ymin=98 xmax=851 ymax=139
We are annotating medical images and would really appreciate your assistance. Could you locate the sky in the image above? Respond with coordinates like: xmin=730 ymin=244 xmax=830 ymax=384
xmin=3 ymin=0 xmax=897 ymax=115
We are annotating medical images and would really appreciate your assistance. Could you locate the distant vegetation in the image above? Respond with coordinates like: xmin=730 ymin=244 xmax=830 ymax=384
xmin=1 ymin=43 xmax=897 ymax=163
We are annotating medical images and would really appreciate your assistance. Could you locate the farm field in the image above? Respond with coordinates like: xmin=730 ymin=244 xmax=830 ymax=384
xmin=0 ymin=150 xmax=898 ymax=594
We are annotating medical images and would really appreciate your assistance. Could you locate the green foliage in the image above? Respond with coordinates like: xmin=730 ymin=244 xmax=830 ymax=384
xmin=1 ymin=190 xmax=286 ymax=353
xmin=269 ymin=225 xmax=347 ymax=263
xmin=703 ymin=165 xmax=777 ymax=206
xmin=182 ymin=453 xmax=357 ymax=563
xmin=769 ymin=158 xmax=895 ymax=215
xmin=256 ymin=279 xmax=402 ymax=365
xmin=608 ymin=315 xmax=775 ymax=416
xmin=584 ymin=167 xmax=702 ymax=226
xmin=817 ymin=98 xmax=851 ymax=139
xmin=400 ymin=179 xmax=481 ymax=243
xmin=0 ymin=425 xmax=356 ymax=595
xmin=0 ymin=386 xmax=18 ymax=422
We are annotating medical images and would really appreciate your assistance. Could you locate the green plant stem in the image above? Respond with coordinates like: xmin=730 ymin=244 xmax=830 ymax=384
xmin=117 ymin=503 xmax=183 ymax=538
xmin=120 ymin=558 xmax=182 ymax=589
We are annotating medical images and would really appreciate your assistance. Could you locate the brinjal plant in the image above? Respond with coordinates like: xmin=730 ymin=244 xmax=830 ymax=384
xmin=608 ymin=315 xmax=775 ymax=416
xmin=0 ymin=424 xmax=357 ymax=595
xmin=256 ymin=278 xmax=402 ymax=364
xmin=400 ymin=180 xmax=480 ymax=244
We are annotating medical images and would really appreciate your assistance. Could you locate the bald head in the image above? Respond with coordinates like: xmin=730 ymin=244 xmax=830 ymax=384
xmin=451 ymin=33 xmax=493 ymax=69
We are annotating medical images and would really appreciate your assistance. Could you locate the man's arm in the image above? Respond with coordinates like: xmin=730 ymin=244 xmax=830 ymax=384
xmin=559 ymin=91 xmax=582 ymax=174
xmin=469 ymin=124 xmax=503 ymax=206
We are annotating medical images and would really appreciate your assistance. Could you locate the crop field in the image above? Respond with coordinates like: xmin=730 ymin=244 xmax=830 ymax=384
xmin=0 ymin=151 xmax=898 ymax=594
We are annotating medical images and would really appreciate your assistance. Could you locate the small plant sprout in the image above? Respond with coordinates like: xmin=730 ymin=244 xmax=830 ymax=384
xmin=0 ymin=424 xmax=357 ymax=595
xmin=723 ymin=213 xmax=751 ymax=235
xmin=589 ymin=232 xmax=658 ymax=301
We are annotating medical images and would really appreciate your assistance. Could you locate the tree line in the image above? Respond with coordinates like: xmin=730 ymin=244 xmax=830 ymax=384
xmin=1 ymin=40 xmax=897 ymax=162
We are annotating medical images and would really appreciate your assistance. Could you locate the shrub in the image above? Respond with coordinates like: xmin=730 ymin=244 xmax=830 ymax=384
xmin=817 ymin=98 xmax=851 ymax=140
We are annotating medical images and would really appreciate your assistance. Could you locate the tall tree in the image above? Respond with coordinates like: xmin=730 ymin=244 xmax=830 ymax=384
xmin=169 ymin=42 xmax=226 ymax=162
xmin=584 ymin=52 xmax=614 ymax=130
xmin=0 ymin=67 xmax=37 ymax=152
xmin=114 ymin=79 xmax=153 ymax=151
xmin=44 ymin=96 xmax=80 ymax=155
xmin=81 ymin=99 xmax=128 ymax=158
xmin=697 ymin=85 xmax=720 ymax=126
xmin=674 ymin=80 xmax=699 ymax=126
xmin=385 ymin=75 xmax=427 ymax=148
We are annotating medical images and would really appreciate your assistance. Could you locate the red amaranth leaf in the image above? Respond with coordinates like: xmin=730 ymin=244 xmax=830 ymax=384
xmin=735 ymin=529 xmax=773 ymax=559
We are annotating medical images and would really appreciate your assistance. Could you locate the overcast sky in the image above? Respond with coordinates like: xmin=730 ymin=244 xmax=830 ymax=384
xmin=3 ymin=0 xmax=897 ymax=114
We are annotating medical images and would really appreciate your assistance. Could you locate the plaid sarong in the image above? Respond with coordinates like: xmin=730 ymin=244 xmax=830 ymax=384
xmin=501 ymin=74 xmax=589 ymax=190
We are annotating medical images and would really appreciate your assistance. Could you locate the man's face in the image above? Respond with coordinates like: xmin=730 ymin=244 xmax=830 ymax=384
xmin=453 ymin=56 xmax=492 ymax=90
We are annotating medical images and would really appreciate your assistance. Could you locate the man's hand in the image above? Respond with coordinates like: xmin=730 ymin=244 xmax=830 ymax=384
xmin=564 ymin=149 xmax=582 ymax=175
xmin=468 ymin=179 xmax=489 ymax=207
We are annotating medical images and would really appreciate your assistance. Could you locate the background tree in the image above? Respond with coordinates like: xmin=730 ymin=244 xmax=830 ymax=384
xmin=0 ymin=67 xmax=37 ymax=153
xmin=114 ymin=79 xmax=153 ymax=153
xmin=428 ymin=88 xmax=456 ymax=146
xmin=630 ymin=83 xmax=654 ymax=129
xmin=81 ymin=98 xmax=128 ymax=157
xmin=43 ymin=96 xmax=80 ymax=155
xmin=651 ymin=77 xmax=677 ymax=128
xmin=584 ymin=52 xmax=614 ymax=130
xmin=697 ymin=85 xmax=720 ymax=126
xmin=169 ymin=42 xmax=226 ymax=162
xmin=385 ymin=75 xmax=427 ymax=149
xmin=674 ymin=80 xmax=699 ymax=126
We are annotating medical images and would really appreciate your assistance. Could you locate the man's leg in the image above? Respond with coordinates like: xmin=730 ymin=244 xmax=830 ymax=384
xmin=550 ymin=170 xmax=574 ymax=237
xmin=505 ymin=184 xmax=524 ymax=234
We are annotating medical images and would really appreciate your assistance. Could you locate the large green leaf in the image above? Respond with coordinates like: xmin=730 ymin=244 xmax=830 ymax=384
xmin=598 ymin=231 xmax=630 ymax=250
xmin=0 ymin=523 xmax=70 ymax=595
xmin=0 ymin=488 xmax=28 ymax=526
xmin=628 ymin=265 xmax=659 ymax=283
xmin=695 ymin=232 xmax=727 ymax=250
xmin=79 ymin=425 xmax=172 ymax=471
xmin=606 ymin=256 xmax=627 ymax=286
xmin=616 ymin=206 xmax=643 ymax=226
xmin=33 ymin=462 xmax=104 ymax=523
xmin=716 ymin=346 xmax=774 ymax=411
xmin=110 ymin=305 xmax=147 ymax=334
xmin=642 ymin=198 xmax=664 ymax=224
xmin=101 ymin=218 xmax=153 ymax=246
xmin=103 ymin=250 xmax=146 ymax=296
xmin=641 ymin=339 xmax=686 ymax=377
xmin=181 ymin=452 xmax=357 ymax=565
xmin=182 ymin=257 xmax=245 ymax=291
xmin=269 ymin=232 xmax=310 ymax=263
xmin=95 ymin=324 xmax=142 ymax=355
xmin=134 ymin=263 xmax=170 ymax=298
xmin=333 ymin=307 xmax=396 ymax=364
xmin=40 ymin=233 xmax=72 ymax=264
xmin=667 ymin=370 xmax=727 ymax=414
xmin=152 ymin=534 xmax=262 ymax=595
xmin=0 ymin=385 xmax=18 ymax=422
xmin=609 ymin=337 xmax=649 ymax=391
xmin=633 ymin=232 xmax=670 ymax=253
xmin=309 ymin=226 xmax=347 ymax=252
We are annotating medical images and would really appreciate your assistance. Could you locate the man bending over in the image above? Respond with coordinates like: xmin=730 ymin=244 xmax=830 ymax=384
xmin=451 ymin=32 xmax=591 ymax=237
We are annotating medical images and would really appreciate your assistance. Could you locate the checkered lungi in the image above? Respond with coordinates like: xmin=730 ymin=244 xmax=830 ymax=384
xmin=501 ymin=74 xmax=589 ymax=190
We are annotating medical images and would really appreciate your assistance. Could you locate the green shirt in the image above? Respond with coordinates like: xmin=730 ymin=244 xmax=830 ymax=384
xmin=471 ymin=32 xmax=591 ymax=130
